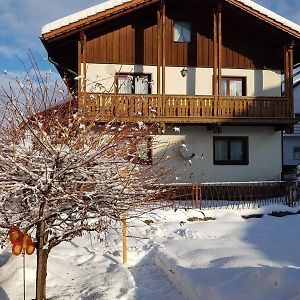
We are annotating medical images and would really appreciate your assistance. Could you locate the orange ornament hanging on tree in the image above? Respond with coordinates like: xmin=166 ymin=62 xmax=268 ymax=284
xmin=8 ymin=227 xmax=35 ymax=256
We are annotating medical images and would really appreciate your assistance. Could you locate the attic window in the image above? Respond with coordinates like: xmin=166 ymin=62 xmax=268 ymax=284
xmin=173 ymin=21 xmax=191 ymax=42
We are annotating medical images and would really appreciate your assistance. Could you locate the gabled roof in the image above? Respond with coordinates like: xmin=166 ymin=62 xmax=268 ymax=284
xmin=41 ymin=0 xmax=300 ymax=40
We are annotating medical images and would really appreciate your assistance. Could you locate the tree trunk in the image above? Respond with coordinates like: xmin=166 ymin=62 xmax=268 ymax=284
xmin=35 ymin=221 xmax=49 ymax=300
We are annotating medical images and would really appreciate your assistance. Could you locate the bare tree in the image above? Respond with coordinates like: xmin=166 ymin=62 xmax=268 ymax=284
xmin=0 ymin=62 xmax=169 ymax=300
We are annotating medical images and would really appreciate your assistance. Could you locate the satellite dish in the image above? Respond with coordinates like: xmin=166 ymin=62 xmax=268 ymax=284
xmin=179 ymin=143 xmax=195 ymax=159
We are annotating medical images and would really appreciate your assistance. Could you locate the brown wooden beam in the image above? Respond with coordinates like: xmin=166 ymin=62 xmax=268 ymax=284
xmin=157 ymin=5 xmax=161 ymax=95
xmin=288 ymin=42 xmax=294 ymax=117
xmin=79 ymin=31 xmax=87 ymax=115
xmin=161 ymin=0 xmax=166 ymax=97
xmin=284 ymin=45 xmax=289 ymax=101
xmin=213 ymin=9 xmax=218 ymax=98
xmin=217 ymin=5 xmax=222 ymax=113
xmin=77 ymin=34 xmax=83 ymax=112
xmin=94 ymin=116 xmax=297 ymax=125
xmin=217 ymin=5 xmax=222 ymax=101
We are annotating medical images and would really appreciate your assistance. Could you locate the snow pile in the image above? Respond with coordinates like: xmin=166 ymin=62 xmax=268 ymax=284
xmin=2 ymin=205 xmax=300 ymax=299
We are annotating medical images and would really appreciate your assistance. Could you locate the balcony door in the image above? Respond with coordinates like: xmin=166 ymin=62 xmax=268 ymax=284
xmin=117 ymin=74 xmax=151 ymax=94
xmin=221 ymin=77 xmax=246 ymax=96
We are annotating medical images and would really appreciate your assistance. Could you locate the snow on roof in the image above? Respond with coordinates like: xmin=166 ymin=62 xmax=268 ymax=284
xmin=226 ymin=0 xmax=300 ymax=34
xmin=42 ymin=0 xmax=300 ymax=36
xmin=41 ymin=0 xmax=132 ymax=34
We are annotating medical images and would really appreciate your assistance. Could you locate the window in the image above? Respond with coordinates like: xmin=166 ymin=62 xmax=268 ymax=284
xmin=221 ymin=77 xmax=246 ymax=96
xmin=213 ymin=137 xmax=249 ymax=165
xmin=294 ymin=147 xmax=300 ymax=160
xmin=173 ymin=21 xmax=191 ymax=42
xmin=116 ymin=74 xmax=151 ymax=94
xmin=119 ymin=137 xmax=152 ymax=164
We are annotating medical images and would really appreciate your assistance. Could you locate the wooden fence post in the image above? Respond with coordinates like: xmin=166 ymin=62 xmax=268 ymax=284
xmin=199 ymin=184 xmax=202 ymax=210
xmin=195 ymin=184 xmax=199 ymax=208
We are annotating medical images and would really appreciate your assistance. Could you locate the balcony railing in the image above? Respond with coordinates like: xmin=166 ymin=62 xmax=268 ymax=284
xmin=79 ymin=93 xmax=294 ymax=124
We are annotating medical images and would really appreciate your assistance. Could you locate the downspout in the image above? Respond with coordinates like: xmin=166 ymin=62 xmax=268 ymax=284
xmin=40 ymin=37 xmax=77 ymax=77
xmin=47 ymin=56 xmax=77 ymax=77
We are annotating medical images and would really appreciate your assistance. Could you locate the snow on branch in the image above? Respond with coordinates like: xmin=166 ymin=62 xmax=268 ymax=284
xmin=0 ymin=60 xmax=171 ymax=250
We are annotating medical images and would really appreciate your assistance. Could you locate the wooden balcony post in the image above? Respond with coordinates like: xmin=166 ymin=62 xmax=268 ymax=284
xmin=283 ymin=45 xmax=290 ymax=107
xmin=161 ymin=0 xmax=166 ymax=117
xmin=213 ymin=4 xmax=222 ymax=116
xmin=77 ymin=39 xmax=82 ymax=111
xmin=213 ymin=9 xmax=218 ymax=116
xmin=161 ymin=0 xmax=166 ymax=97
xmin=157 ymin=4 xmax=161 ymax=96
xmin=284 ymin=42 xmax=294 ymax=119
xmin=78 ymin=31 xmax=87 ymax=116
xmin=217 ymin=5 xmax=222 ymax=103
xmin=288 ymin=42 xmax=294 ymax=117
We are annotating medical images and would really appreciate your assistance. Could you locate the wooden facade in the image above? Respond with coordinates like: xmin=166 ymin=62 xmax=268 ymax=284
xmin=84 ymin=2 xmax=282 ymax=70
xmin=41 ymin=0 xmax=300 ymax=126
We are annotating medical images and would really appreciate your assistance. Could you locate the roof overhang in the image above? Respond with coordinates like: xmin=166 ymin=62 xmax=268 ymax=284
xmin=41 ymin=0 xmax=300 ymax=43
xmin=42 ymin=0 xmax=159 ymax=41
xmin=225 ymin=0 xmax=300 ymax=39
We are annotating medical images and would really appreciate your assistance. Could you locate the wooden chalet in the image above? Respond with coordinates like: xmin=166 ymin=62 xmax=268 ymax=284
xmin=41 ymin=0 xmax=300 ymax=183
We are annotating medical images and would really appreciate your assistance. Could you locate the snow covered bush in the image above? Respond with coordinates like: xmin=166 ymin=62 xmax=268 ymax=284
xmin=0 ymin=61 xmax=169 ymax=300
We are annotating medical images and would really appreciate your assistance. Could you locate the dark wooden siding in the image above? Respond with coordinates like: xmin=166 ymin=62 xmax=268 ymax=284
xmin=85 ymin=1 xmax=284 ymax=70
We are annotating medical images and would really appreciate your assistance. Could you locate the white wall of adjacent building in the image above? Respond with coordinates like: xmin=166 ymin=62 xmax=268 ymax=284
xmin=283 ymin=84 xmax=300 ymax=167
xmin=294 ymin=84 xmax=300 ymax=113
xmin=153 ymin=126 xmax=282 ymax=183
xmin=84 ymin=63 xmax=282 ymax=97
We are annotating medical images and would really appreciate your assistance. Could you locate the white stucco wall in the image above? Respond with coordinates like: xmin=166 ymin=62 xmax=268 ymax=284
xmin=85 ymin=63 xmax=282 ymax=97
xmin=152 ymin=126 xmax=282 ymax=183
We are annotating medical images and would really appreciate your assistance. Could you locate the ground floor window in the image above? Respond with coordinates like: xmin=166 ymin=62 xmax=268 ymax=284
xmin=119 ymin=136 xmax=152 ymax=164
xmin=293 ymin=147 xmax=300 ymax=160
xmin=213 ymin=136 xmax=249 ymax=165
xmin=116 ymin=73 xmax=151 ymax=94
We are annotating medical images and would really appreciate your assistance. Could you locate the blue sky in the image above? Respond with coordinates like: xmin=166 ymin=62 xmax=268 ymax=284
xmin=0 ymin=0 xmax=299 ymax=75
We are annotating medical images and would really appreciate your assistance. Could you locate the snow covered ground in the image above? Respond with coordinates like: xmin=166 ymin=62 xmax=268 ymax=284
xmin=1 ymin=204 xmax=300 ymax=299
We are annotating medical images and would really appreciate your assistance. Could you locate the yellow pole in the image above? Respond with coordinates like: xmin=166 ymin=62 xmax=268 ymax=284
xmin=22 ymin=234 xmax=28 ymax=300
xmin=122 ymin=211 xmax=127 ymax=265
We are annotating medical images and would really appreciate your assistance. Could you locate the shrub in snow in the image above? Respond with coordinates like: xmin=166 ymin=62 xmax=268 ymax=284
xmin=0 ymin=60 xmax=170 ymax=300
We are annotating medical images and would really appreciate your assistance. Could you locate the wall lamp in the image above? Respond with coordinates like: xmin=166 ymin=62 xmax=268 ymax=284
xmin=180 ymin=67 xmax=187 ymax=77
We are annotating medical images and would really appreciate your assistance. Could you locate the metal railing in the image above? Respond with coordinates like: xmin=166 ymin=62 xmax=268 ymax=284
xmin=160 ymin=181 xmax=300 ymax=209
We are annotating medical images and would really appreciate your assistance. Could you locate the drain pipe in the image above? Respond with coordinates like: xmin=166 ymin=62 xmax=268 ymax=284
xmin=48 ymin=56 xmax=77 ymax=77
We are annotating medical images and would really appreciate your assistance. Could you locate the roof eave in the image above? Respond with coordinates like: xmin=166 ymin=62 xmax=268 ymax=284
xmin=42 ymin=0 xmax=158 ymax=41
xmin=226 ymin=0 xmax=300 ymax=40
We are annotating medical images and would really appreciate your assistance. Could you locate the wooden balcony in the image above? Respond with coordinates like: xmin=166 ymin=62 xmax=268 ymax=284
xmin=79 ymin=93 xmax=295 ymax=125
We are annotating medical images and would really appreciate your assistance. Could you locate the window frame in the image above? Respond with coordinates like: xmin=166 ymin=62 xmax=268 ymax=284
xmin=115 ymin=73 xmax=152 ymax=94
xmin=213 ymin=136 xmax=249 ymax=165
xmin=119 ymin=136 xmax=152 ymax=165
xmin=293 ymin=146 xmax=300 ymax=160
xmin=173 ymin=21 xmax=191 ymax=43
xmin=220 ymin=77 xmax=247 ymax=96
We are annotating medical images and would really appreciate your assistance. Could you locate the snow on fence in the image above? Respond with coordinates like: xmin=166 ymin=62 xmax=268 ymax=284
xmin=159 ymin=181 xmax=300 ymax=209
